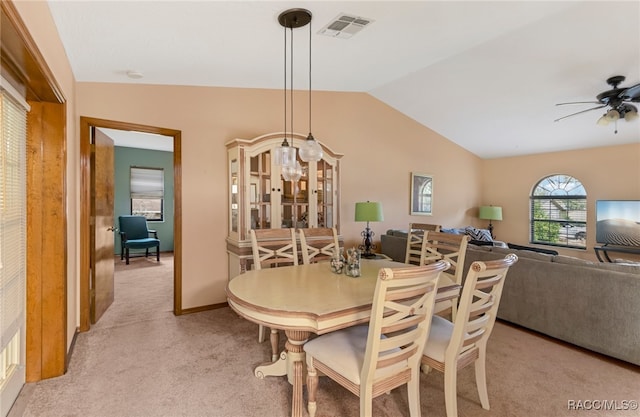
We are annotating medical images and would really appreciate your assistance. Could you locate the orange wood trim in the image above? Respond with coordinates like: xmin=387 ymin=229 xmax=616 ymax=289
xmin=79 ymin=118 xmax=91 ymax=331
xmin=173 ymin=131 xmax=182 ymax=314
xmin=40 ymin=101 xmax=67 ymax=378
xmin=1 ymin=1 xmax=65 ymax=103
xmin=178 ymin=301 xmax=227 ymax=316
xmin=25 ymin=101 xmax=67 ymax=381
xmin=25 ymin=102 xmax=44 ymax=382
xmin=79 ymin=117 xmax=183 ymax=323
xmin=3 ymin=0 xmax=68 ymax=382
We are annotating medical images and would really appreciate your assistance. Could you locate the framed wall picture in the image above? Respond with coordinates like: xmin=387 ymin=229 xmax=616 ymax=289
xmin=410 ymin=173 xmax=433 ymax=215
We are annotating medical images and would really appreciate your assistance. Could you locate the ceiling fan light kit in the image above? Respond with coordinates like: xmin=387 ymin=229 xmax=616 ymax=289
xmin=555 ymin=75 xmax=640 ymax=133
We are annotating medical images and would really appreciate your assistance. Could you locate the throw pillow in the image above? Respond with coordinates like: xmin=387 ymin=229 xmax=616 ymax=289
xmin=464 ymin=226 xmax=493 ymax=242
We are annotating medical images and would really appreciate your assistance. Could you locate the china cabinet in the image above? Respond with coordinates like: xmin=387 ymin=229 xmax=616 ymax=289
xmin=226 ymin=132 xmax=343 ymax=279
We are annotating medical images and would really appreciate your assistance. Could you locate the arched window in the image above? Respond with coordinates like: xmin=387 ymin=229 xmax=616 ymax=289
xmin=530 ymin=174 xmax=587 ymax=249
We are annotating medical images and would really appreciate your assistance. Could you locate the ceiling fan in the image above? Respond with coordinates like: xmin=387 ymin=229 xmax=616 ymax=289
xmin=555 ymin=75 xmax=640 ymax=132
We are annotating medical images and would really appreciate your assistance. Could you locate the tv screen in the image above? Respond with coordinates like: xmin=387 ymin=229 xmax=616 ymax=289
xmin=595 ymin=200 xmax=640 ymax=246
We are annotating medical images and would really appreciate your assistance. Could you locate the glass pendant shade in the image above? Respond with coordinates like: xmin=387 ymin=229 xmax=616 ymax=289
xmin=299 ymin=133 xmax=323 ymax=162
xmin=624 ymin=109 xmax=639 ymax=121
xmin=273 ymin=139 xmax=297 ymax=167
xmin=596 ymin=114 xmax=610 ymax=126
xmin=282 ymin=160 xmax=303 ymax=182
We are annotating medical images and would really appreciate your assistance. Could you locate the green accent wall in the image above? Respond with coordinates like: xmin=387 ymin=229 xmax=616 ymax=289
xmin=114 ymin=146 xmax=174 ymax=254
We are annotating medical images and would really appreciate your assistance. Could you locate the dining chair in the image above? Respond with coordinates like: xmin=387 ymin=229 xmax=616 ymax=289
xmin=299 ymin=227 xmax=340 ymax=264
xmin=118 ymin=215 xmax=160 ymax=265
xmin=419 ymin=231 xmax=469 ymax=320
xmin=249 ymin=228 xmax=298 ymax=362
xmin=305 ymin=260 xmax=450 ymax=417
xmin=404 ymin=223 xmax=442 ymax=265
xmin=421 ymin=254 xmax=518 ymax=417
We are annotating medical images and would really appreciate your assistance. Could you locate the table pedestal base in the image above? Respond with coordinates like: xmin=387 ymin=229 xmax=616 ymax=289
xmin=254 ymin=350 xmax=288 ymax=379
xmin=253 ymin=330 xmax=310 ymax=417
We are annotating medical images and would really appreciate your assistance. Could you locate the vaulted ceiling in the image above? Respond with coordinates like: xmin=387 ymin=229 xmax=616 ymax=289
xmin=47 ymin=1 xmax=640 ymax=158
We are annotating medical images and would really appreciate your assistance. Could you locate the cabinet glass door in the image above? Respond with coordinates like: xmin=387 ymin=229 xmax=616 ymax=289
xmin=317 ymin=159 xmax=335 ymax=228
xmin=250 ymin=152 xmax=272 ymax=229
xmin=230 ymin=158 xmax=239 ymax=233
xmin=280 ymin=157 xmax=309 ymax=228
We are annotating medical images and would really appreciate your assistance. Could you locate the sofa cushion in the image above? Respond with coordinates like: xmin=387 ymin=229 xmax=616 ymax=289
xmin=551 ymin=254 xmax=640 ymax=274
xmin=596 ymin=261 xmax=640 ymax=274
xmin=467 ymin=244 xmax=493 ymax=252
xmin=490 ymin=245 xmax=553 ymax=262
xmin=552 ymin=254 xmax=598 ymax=267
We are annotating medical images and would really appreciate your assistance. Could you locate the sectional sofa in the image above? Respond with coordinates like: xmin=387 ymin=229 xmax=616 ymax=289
xmin=380 ymin=229 xmax=640 ymax=365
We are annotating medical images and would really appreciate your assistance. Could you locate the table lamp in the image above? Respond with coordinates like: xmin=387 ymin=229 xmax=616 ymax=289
xmin=355 ymin=201 xmax=384 ymax=258
xmin=479 ymin=205 xmax=502 ymax=239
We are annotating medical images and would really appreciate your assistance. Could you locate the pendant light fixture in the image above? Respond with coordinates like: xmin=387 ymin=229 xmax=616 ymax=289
xmin=299 ymin=13 xmax=324 ymax=162
xmin=275 ymin=9 xmax=309 ymax=181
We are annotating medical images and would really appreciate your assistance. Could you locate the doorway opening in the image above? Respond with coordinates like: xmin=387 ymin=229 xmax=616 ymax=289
xmin=80 ymin=117 xmax=182 ymax=332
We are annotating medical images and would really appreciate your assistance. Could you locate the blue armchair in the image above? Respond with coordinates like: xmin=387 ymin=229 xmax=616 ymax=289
xmin=118 ymin=215 xmax=160 ymax=264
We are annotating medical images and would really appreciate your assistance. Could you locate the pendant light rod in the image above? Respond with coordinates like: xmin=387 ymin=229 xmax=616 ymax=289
xmin=290 ymin=24 xmax=294 ymax=147
xmin=308 ymin=17 xmax=312 ymax=135
xmin=282 ymin=23 xmax=288 ymax=147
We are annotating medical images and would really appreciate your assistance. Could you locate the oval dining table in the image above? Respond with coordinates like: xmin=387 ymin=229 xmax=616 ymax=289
xmin=226 ymin=258 xmax=461 ymax=417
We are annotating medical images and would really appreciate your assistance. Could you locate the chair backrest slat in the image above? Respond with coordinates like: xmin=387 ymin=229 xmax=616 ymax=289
xmin=249 ymin=228 xmax=298 ymax=270
xmin=419 ymin=231 xmax=470 ymax=285
xmin=446 ymin=254 xmax=518 ymax=361
xmin=376 ymin=344 xmax=418 ymax=370
xmin=384 ymin=282 xmax=435 ymax=302
xmin=404 ymin=223 xmax=441 ymax=265
xmin=299 ymin=227 xmax=340 ymax=264
xmin=361 ymin=260 xmax=449 ymax=383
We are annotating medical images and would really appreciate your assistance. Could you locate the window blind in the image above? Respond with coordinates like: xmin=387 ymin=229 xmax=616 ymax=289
xmin=130 ymin=167 xmax=164 ymax=198
xmin=0 ymin=85 xmax=27 ymax=353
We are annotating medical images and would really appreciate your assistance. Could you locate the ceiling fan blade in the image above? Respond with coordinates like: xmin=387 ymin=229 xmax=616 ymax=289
xmin=619 ymin=83 xmax=640 ymax=101
xmin=555 ymin=101 xmax=601 ymax=106
xmin=554 ymin=104 xmax=606 ymax=122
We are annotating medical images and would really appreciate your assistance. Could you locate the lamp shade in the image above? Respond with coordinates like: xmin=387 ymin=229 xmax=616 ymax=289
xmin=355 ymin=202 xmax=384 ymax=222
xmin=479 ymin=206 xmax=502 ymax=221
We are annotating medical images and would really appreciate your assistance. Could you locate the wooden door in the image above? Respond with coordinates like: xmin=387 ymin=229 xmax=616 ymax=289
xmin=90 ymin=128 xmax=115 ymax=323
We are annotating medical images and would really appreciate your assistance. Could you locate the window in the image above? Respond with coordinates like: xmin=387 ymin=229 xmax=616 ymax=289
xmin=530 ymin=174 xmax=586 ymax=249
xmin=130 ymin=167 xmax=164 ymax=221
xmin=1 ymin=80 xmax=28 ymax=410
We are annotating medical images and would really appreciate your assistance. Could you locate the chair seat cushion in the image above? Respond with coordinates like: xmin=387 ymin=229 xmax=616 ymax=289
xmin=124 ymin=238 xmax=160 ymax=249
xmin=305 ymin=325 xmax=405 ymax=385
xmin=423 ymin=315 xmax=454 ymax=363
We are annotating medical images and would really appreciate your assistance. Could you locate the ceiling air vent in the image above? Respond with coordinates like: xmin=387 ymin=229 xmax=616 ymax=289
xmin=319 ymin=13 xmax=373 ymax=39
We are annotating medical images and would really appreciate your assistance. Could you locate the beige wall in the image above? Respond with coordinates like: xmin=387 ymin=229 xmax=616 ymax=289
xmin=76 ymin=83 xmax=483 ymax=308
xmin=13 ymin=0 xmax=79 ymax=351
xmin=482 ymin=143 xmax=640 ymax=261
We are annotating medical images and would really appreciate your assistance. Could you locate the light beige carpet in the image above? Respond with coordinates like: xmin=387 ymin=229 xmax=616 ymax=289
xmin=9 ymin=253 xmax=640 ymax=417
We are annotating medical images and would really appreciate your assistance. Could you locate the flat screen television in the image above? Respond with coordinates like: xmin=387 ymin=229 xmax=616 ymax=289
xmin=595 ymin=200 xmax=640 ymax=247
